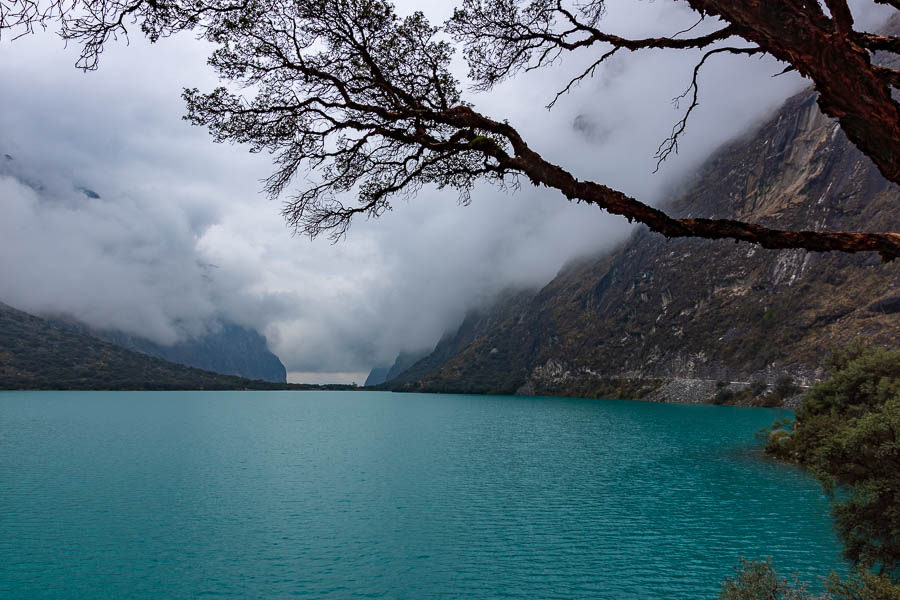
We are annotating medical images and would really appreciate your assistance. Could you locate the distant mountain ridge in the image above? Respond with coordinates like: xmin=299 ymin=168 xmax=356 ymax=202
xmin=365 ymin=289 xmax=536 ymax=389
xmin=381 ymin=87 xmax=900 ymax=401
xmin=7 ymin=310 xmax=287 ymax=387
xmin=53 ymin=319 xmax=288 ymax=383
xmin=1 ymin=157 xmax=286 ymax=383
xmin=364 ymin=366 xmax=390 ymax=387
xmin=0 ymin=302 xmax=295 ymax=389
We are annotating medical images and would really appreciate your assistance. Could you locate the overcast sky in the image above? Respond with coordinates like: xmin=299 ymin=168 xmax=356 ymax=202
xmin=0 ymin=0 xmax=891 ymax=383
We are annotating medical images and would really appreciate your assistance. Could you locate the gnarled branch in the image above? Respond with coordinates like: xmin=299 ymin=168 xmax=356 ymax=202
xmin=5 ymin=0 xmax=900 ymax=259
xmin=181 ymin=0 xmax=900 ymax=260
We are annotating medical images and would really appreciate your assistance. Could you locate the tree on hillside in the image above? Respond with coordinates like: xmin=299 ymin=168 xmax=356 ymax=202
xmin=4 ymin=0 xmax=900 ymax=258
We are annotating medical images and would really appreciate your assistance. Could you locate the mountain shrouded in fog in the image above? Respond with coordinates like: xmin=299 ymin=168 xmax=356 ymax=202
xmin=378 ymin=87 xmax=900 ymax=400
xmin=4 ymin=0 xmax=875 ymax=382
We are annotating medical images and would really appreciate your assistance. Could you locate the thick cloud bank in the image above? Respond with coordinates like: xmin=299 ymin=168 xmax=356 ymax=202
xmin=0 ymin=1 xmax=890 ymax=382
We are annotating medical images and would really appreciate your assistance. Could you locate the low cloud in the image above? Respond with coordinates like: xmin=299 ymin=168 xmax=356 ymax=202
xmin=0 ymin=0 xmax=889 ymax=380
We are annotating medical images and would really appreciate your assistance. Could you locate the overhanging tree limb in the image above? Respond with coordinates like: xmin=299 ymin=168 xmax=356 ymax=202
xmin=684 ymin=0 xmax=900 ymax=183
xmin=179 ymin=0 xmax=900 ymax=260
xmin=4 ymin=0 xmax=900 ymax=259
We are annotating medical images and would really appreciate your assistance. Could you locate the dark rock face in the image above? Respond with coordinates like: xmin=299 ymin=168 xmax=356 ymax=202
xmin=47 ymin=317 xmax=288 ymax=383
xmin=869 ymin=294 xmax=900 ymax=315
xmin=388 ymin=289 xmax=537 ymax=393
xmin=383 ymin=349 xmax=432 ymax=384
xmin=75 ymin=186 xmax=101 ymax=199
xmin=101 ymin=322 xmax=287 ymax=383
xmin=364 ymin=366 xmax=390 ymax=387
xmin=388 ymin=88 xmax=900 ymax=399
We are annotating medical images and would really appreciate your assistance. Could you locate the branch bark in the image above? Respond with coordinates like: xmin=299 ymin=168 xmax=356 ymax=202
xmin=685 ymin=0 xmax=900 ymax=185
xmin=434 ymin=106 xmax=900 ymax=261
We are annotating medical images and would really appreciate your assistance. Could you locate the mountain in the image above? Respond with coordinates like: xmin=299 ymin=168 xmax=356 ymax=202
xmin=365 ymin=348 xmax=433 ymax=387
xmin=385 ymin=88 xmax=900 ymax=403
xmin=43 ymin=316 xmax=287 ymax=383
xmin=1 ymin=157 xmax=286 ymax=383
xmin=0 ymin=302 xmax=336 ymax=390
xmin=99 ymin=322 xmax=287 ymax=383
xmin=385 ymin=288 xmax=537 ymax=390
xmin=364 ymin=366 xmax=390 ymax=387
xmin=0 ymin=302 xmax=263 ymax=389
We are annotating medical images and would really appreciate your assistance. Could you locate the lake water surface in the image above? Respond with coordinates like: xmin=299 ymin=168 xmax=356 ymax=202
xmin=0 ymin=391 xmax=843 ymax=598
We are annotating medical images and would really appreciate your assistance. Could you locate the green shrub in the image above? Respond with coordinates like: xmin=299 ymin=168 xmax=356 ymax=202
xmin=826 ymin=569 xmax=900 ymax=600
xmin=774 ymin=374 xmax=800 ymax=400
xmin=719 ymin=558 xmax=813 ymax=600
xmin=719 ymin=560 xmax=900 ymax=600
xmin=749 ymin=378 xmax=769 ymax=397
xmin=713 ymin=386 xmax=735 ymax=405
xmin=765 ymin=346 xmax=900 ymax=573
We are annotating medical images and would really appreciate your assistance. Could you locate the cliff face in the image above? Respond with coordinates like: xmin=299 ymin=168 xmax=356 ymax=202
xmin=364 ymin=366 xmax=391 ymax=387
xmin=48 ymin=318 xmax=288 ymax=383
xmin=387 ymin=288 xmax=537 ymax=391
xmin=388 ymin=89 xmax=900 ymax=399
xmin=102 ymin=322 xmax=288 ymax=383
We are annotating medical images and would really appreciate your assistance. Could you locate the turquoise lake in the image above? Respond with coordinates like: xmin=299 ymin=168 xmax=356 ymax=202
xmin=0 ymin=390 xmax=844 ymax=598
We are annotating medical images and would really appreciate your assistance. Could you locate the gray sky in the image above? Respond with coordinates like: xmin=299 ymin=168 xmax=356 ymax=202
xmin=0 ymin=1 xmax=890 ymax=383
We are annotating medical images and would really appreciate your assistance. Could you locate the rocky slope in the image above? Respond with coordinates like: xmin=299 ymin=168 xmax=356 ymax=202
xmin=386 ymin=89 xmax=900 ymax=402
xmin=364 ymin=349 xmax=429 ymax=387
xmin=0 ymin=302 xmax=302 ymax=390
xmin=384 ymin=288 xmax=537 ymax=391
xmin=364 ymin=366 xmax=391 ymax=387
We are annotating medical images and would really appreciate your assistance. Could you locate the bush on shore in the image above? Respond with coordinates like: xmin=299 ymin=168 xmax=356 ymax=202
xmin=724 ymin=344 xmax=900 ymax=598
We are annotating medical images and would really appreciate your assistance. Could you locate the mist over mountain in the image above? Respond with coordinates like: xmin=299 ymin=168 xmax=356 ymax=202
xmin=43 ymin=315 xmax=287 ymax=383
xmin=0 ymin=0 xmax=830 ymax=382
xmin=0 ymin=302 xmax=291 ymax=390
xmin=102 ymin=322 xmax=287 ymax=383
xmin=382 ymin=86 xmax=900 ymax=401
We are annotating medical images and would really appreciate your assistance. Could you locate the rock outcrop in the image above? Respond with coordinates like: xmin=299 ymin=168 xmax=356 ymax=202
xmin=386 ymin=88 xmax=900 ymax=403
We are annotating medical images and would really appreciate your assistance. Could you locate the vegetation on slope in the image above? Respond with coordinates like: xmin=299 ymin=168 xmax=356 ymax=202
xmin=766 ymin=344 xmax=900 ymax=573
xmin=0 ymin=302 xmax=337 ymax=390
xmin=720 ymin=558 xmax=899 ymax=600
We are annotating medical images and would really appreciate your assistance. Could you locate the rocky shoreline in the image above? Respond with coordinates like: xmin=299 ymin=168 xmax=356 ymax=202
xmin=513 ymin=370 xmax=806 ymax=409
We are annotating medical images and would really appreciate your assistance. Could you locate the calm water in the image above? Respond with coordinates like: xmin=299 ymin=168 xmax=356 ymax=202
xmin=0 ymin=391 xmax=843 ymax=599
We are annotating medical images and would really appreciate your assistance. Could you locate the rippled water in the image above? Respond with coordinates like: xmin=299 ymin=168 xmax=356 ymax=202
xmin=0 ymin=391 xmax=843 ymax=598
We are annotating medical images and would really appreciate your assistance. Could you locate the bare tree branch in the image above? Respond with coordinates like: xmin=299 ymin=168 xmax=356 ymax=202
xmin=4 ymin=0 xmax=900 ymax=260
xmin=177 ymin=0 xmax=900 ymax=260
xmin=825 ymin=0 xmax=854 ymax=34
xmin=857 ymin=32 xmax=900 ymax=54
xmin=654 ymin=46 xmax=761 ymax=169
xmin=685 ymin=0 xmax=900 ymax=184
xmin=446 ymin=0 xmax=735 ymax=91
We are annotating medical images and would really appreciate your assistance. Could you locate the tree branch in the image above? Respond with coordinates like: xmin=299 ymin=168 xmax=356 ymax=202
xmin=435 ymin=106 xmax=900 ymax=262
xmin=654 ymin=45 xmax=761 ymax=169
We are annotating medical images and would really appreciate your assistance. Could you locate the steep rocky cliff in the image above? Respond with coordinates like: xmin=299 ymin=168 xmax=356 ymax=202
xmin=384 ymin=288 xmax=537 ymax=390
xmin=387 ymin=89 xmax=900 ymax=400
xmin=364 ymin=348 xmax=433 ymax=387
xmin=364 ymin=366 xmax=391 ymax=387
xmin=101 ymin=322 xmax=287 ymax=383
xmin=48 ymin=318 xmax=288 ymax=383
